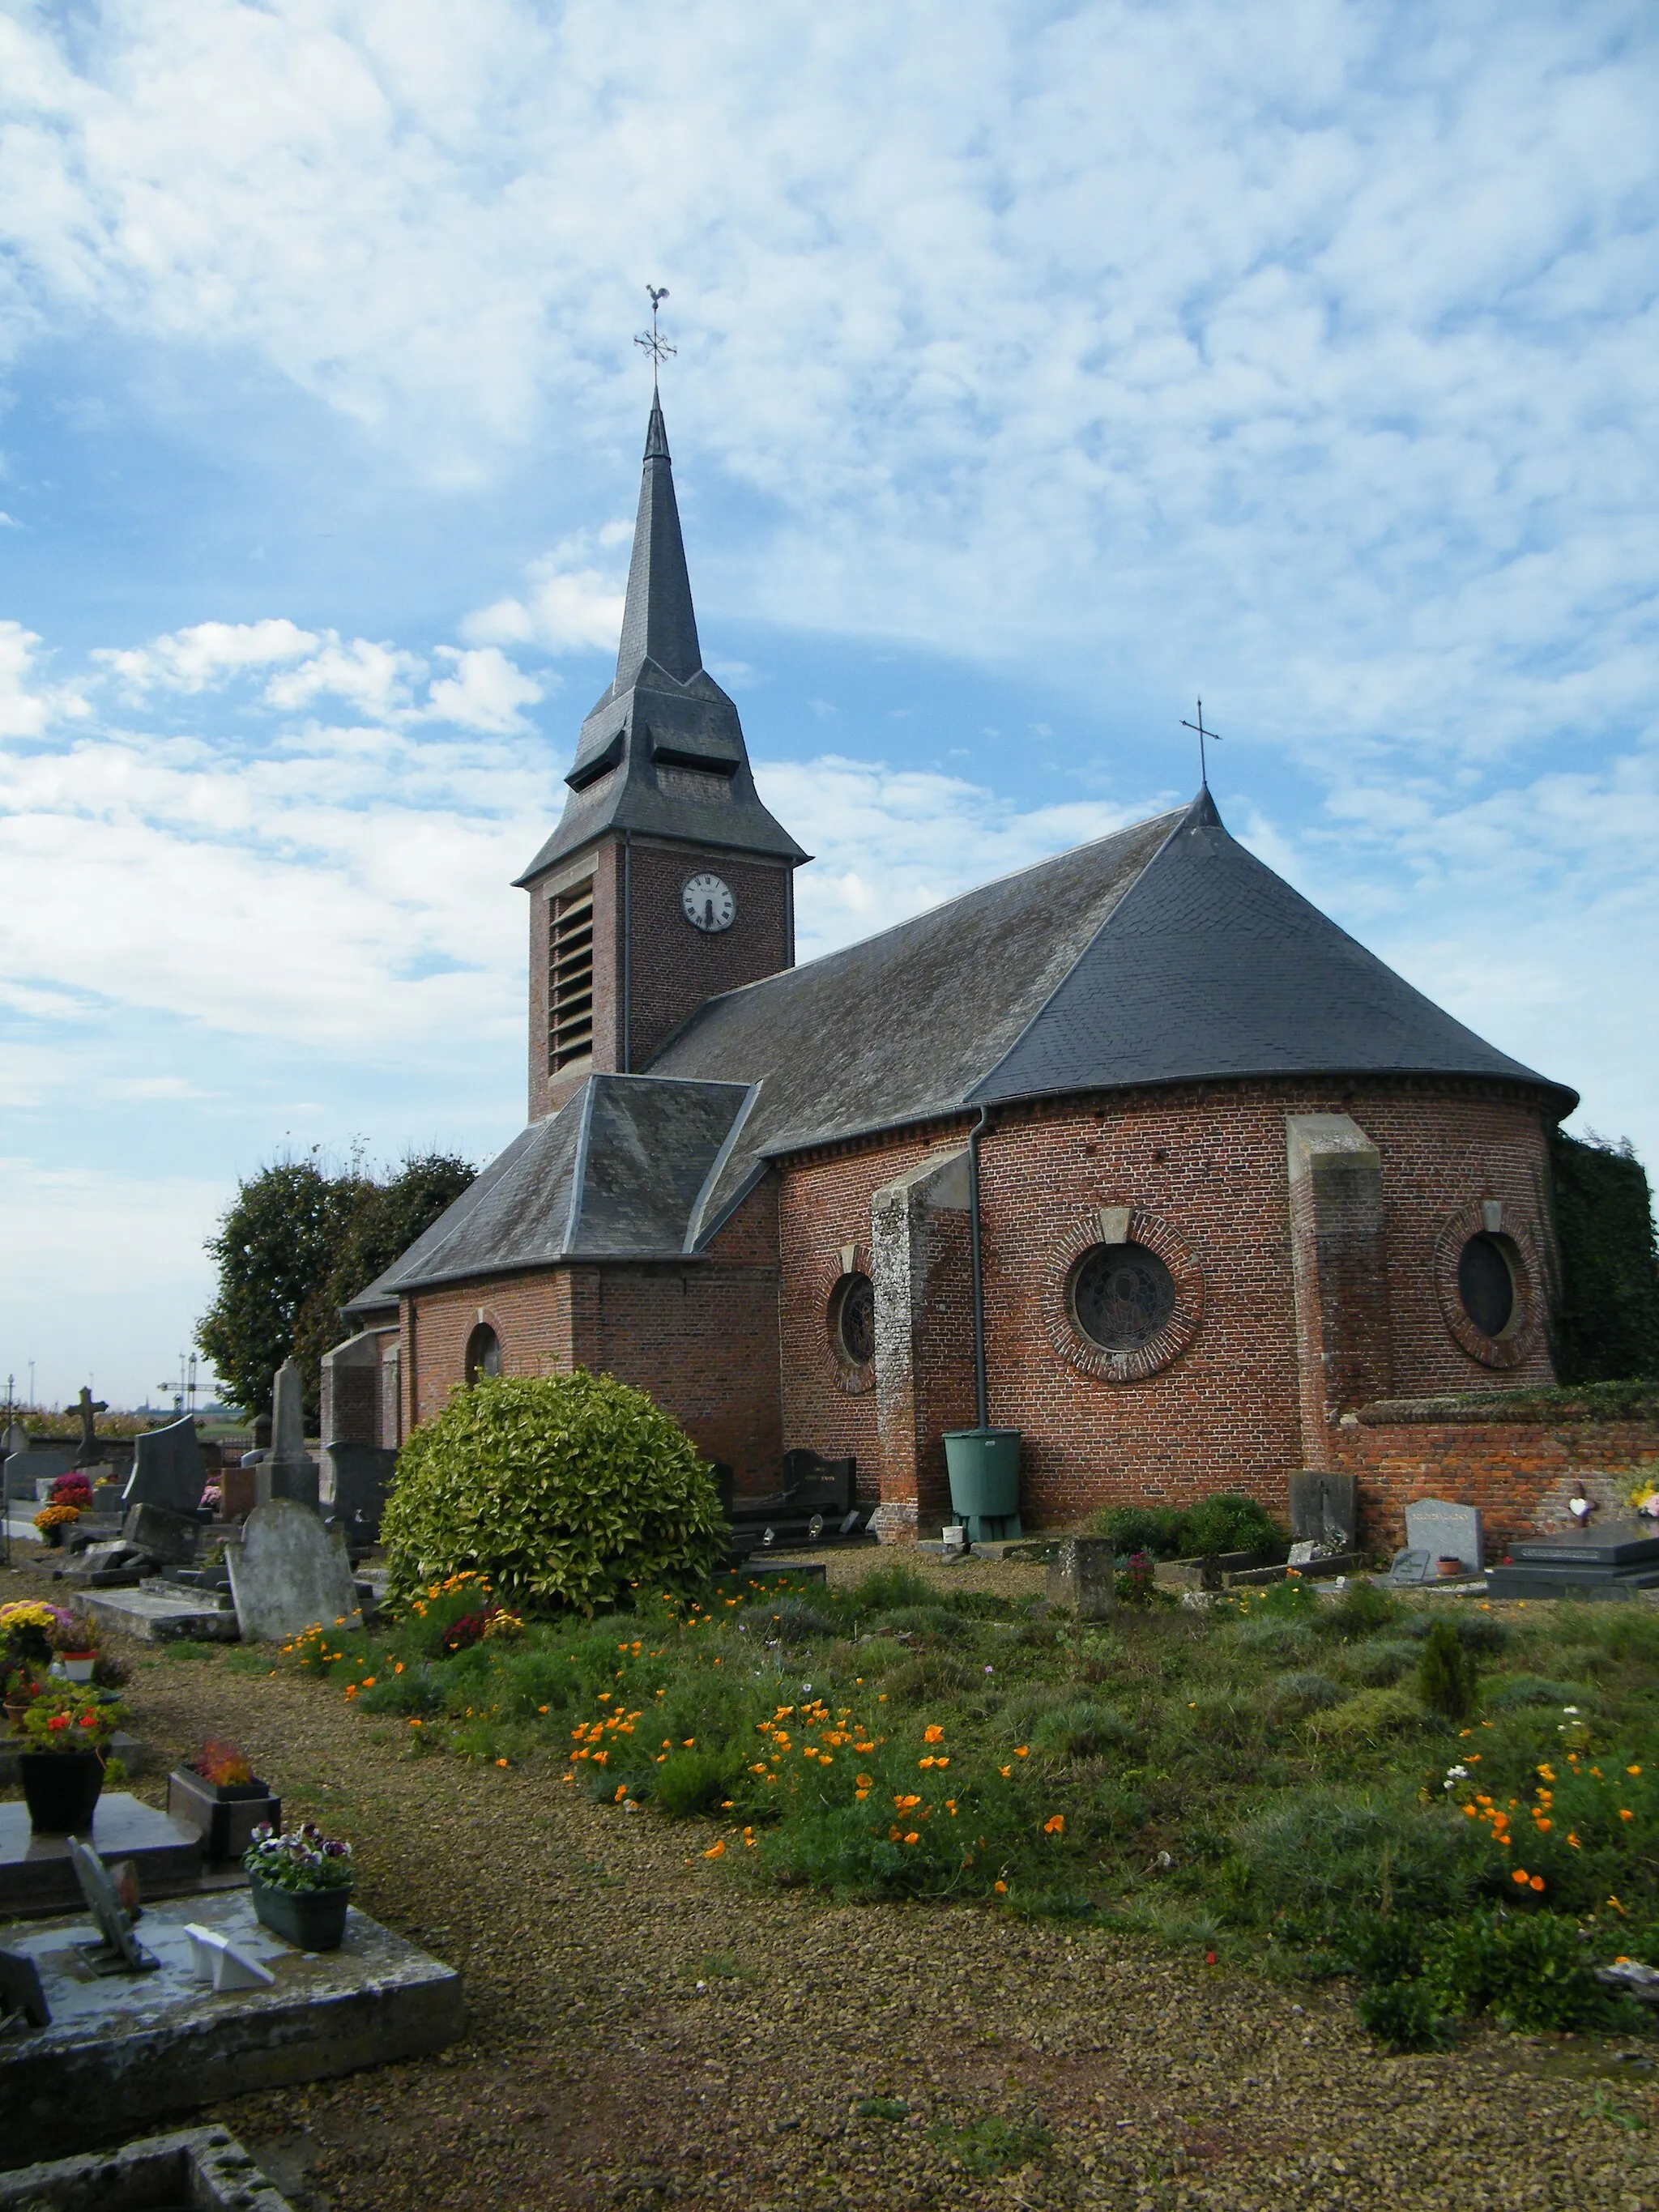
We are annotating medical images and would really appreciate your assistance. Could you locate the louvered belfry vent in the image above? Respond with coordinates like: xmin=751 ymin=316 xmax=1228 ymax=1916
xmin=548 ymin=882 xmax=595 ymax=1072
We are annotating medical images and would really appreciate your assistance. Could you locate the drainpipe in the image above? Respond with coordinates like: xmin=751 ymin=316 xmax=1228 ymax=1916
xmin=621 ymin=831 xmax=633 ymax=1074
xmin=967 ymin=1106 xmax=992 ymax=1431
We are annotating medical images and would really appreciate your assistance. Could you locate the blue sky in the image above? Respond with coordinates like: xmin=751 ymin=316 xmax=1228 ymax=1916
xmin=2 ymin=0 xmax=1655 ymax=1409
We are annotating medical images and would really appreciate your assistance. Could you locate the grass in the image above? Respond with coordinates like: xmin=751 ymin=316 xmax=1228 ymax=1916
xmin=272 ymin=1559 xmax=1659 ymax=2050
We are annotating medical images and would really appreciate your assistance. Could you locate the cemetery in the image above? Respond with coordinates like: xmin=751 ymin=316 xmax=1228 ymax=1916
xmin=6 ymin=1362 xmax=1659 ymax=2208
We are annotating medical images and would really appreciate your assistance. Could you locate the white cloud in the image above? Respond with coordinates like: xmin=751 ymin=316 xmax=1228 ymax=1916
xmin=96 ymin=618 xmax=318 ymax=694
xmin=262 ymin=637 xmax=422 ymax=719
xmin=463 ymin=539 xmax=626 ymax=655
xmin=0 ymin=621 xmax=90 ymax=736
xmin=424 ymin=646 xmax=543 ymax=732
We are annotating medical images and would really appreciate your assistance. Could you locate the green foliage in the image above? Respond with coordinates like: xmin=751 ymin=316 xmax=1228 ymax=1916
xmin=1085 ymin=1491 xmax=1283 ymax=1560
xmin=1550 ymin=1130 xmax=1659 ymax=1384
xmin=1317 ymin=1687 xmax=1425 ymax=1744
xmin=1030 ymin=1698 xmax=1132 ymax=1760
xmin=653 ymin=1750 xmax=740 ymax=1818
xmin=1429 ymin=1911 xmax=1615 ymax=2033
xmin=1355 ymin=1977 xmax=1454 ymax=2052
xmin=1268 ymin=1669 xmax=1344 ymax=1719
xmin=1339 ymin=1638 xmax=1420 ymax=1687
xmin=1235 ymin=1793 xmax=1479 ymax=1920
xmin=1418 ymin=1620 xmax=1479 ymax=1724
xmin=380 ymin=1370 xmax=726 ymax=1612
xmin=928 ymin=2113 xmax=1053 ymax=2176
xmin=196 ymin=1148 xmax=473 ymax=1421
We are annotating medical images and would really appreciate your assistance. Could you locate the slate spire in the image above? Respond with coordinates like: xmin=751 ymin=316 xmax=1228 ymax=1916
xmin=612 ymin=394 xmax=702 ymax=689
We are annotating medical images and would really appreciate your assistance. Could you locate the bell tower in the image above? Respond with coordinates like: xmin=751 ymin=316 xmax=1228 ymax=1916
xmin=515 ymin=392 xmax=808 ymax=1120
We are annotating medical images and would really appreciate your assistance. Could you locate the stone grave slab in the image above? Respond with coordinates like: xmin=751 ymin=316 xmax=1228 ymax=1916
xmin=228 ymin=1498 xmax=360 ymax=1642
xmin=1047 ymin=1536 xmax=1115 ymax=1620
xmin=82 ymin=1583 xmax=240 ymax=1643
xmin=1388 ymin=1498 xmax=1483 ymax=1583
xmin=0 ymin=1890 xmax=463 ymax=2163
xmin=1288 ymin=1470 xmax=1358 ymax=1549
xmin=0 ymin=2124 xmax=298 ymax=2212
xmin=1486 ymin=1521 xmax=1659 ymax=1600
xmin=0 ymin=1793 xmax=204 ymax=1916
xmin=320 ymin=1438 xmax=396 ymax=1539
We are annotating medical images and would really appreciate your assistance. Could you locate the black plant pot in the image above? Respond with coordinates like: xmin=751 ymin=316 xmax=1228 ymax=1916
xmin=19 ymin=1750 xmax=104 ymax=1834
xmin=249 ymin=1873 xmax=352 ymax=1951
xmin=167 ymin=1767 xmax=281 ymax=1863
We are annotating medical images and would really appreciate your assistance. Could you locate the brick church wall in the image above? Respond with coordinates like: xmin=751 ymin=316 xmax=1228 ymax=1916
xmin=1333 ymin=1414 xmax=1659 ymax=1557
xmin=401 ymin=1183 xmax=782 ymax=1494
xmin=774 ymin=1078 xmax=1556 ymax=1533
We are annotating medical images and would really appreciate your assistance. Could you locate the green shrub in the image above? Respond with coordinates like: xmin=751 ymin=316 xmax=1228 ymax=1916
xmin=1235 ymin=1794 xmax=1478 ymax=1920
xmin=928 ymin=2113 xmax=1053 ymax=2175
xmin=1399 ymin=1610 xmax=1510 ymax=1656
xmin=1234 ymin=1618 xmax=1318 ymax=1663
xmin=1317 ymin=1688 xmax=1424 ymax=1745
xmin=653 ymin=1750 xmax=740 ymax=1818
xmin=842 ymin=1563 xmax=934 ymax=1618
xmin=1320 ymin=1582 xmax=1399 ymax=1641
xmin=1031 ymin=1699 xmax=1132 ymax=1760
xmin=1339 ymin=1639 xmax=1420 ymax=1688
xmin=1355 ymin=1978 xmax=1454 ymax=2052
xmin=1268 ymin=1670 xmax=1344 ymax=1720
xmin=870 ymin=1605 xmax=970 ymax=1644
xmin=881 ymin=1654 xmax=979 ymax=1706
xmin=1183 ymin=1494 xmax=1283 ymax=1558
xmin=737 ymin=1598 xmax=831 ymax=1645
xmin=1085 ymin=1503 xmax=1188 ymax=1558
xmin=1427 ymin=1912 xmax=1619 ymax=2034
xmin=1482 ymin=1674 xmax=1590 ymax=1712
xmin=380 ymin=1370 xmax=725 ymax=1613
xmin=1418 ymin=1622 xmax=1479 ymax=1724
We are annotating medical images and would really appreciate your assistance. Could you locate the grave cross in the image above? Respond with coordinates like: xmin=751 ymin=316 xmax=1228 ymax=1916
xmin=1180 ymin=699 xmax=1222 ymax=788
xmin=77 ymin=1384 xmax=108 ymax=1460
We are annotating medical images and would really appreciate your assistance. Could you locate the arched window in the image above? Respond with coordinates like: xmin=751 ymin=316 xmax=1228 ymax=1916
xmin=465 ymin=1323 xmax=501 ymax=1385
xmin=829 ymin=1272 xmax=876 ymax=1367
xmin=1456 ymin=1234 xmax=1516 ymax=1340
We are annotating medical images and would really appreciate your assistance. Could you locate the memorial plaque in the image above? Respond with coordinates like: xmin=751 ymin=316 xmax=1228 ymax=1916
xmin=66 ymin=1836 xmax=159 ymax=1975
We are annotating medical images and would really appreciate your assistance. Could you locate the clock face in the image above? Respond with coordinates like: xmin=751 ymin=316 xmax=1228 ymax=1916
xmin=682 ymin=872 xmax=736 ymax=934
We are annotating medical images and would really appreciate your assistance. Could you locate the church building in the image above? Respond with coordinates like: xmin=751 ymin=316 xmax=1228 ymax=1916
xmin=339 ymin=395 xmax=1575 ymax=1539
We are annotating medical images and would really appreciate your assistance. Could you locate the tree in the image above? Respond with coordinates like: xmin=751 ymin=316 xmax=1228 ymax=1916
xmin=1549 ymin=1132 xmax=1659 ymax=1383
xmin=197 ymin=1149 xmax=474 ymax=1423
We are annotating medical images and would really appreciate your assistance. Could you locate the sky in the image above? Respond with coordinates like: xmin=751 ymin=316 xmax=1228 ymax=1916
xmin=1 ymin=0 xmax=1656 ymax=1409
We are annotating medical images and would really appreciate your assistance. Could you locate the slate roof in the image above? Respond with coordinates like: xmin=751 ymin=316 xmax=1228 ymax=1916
xmin=514 ymin=398 xmax=807 ymax=882
xmin=349 ymin=1074 xmax=752 ymax=1304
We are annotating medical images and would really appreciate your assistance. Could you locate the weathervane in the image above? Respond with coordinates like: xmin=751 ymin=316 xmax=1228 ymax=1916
xmin=1180 ymin=698 xmax=1222 ymax=788
xmin=635 ymin=284 xmax=675 ymax=388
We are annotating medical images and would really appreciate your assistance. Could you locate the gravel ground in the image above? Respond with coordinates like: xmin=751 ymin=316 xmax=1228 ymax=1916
xmin=6 ymin=1555 xmax=1659 ymax=2210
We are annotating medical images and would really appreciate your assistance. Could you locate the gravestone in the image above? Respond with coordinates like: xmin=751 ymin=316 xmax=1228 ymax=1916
xmin=1 ymin=1422 xmax=29 ymax=1462
xmin=1406 ymin=1498 xmax=1482 ymax=1575
xmin=1047 ymin=1536 xmax=1116 ymax=1621
xmin=3 ymin=1447 xmax=74 ymax=1504
xmin=122 ymin=1415 xmax=205 ymax=1515
xmin=1288 ymin=1470 xmax=1358 ymax=1549
xmin=254 ymin=1362 xmax=320 ymax=1512
xmin=75 ymin=1386 xmax=109 ymax=1464
xmin=227 ymin=1498 xmax=360 ymax=1643
xmin=1486 ymin=1522 xmax=1659 ymax=1600
xmin=321 ymin=1440 xmax=396 ymax=1541
xmin=0 ymin=1948 xmax=50 ymax=2032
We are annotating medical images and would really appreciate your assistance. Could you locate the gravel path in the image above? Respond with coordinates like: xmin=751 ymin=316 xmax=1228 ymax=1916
xmin=6 ymin=1558 xmax=1658 ymax=2210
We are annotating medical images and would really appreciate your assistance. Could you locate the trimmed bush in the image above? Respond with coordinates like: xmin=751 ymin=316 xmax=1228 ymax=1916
xmin=1418 ymin=1621 xmax=1478 ymax=1724
xmin=1268 ymin=1669 xmax=1344 ymax=1720
xmin=1338 ymin=1638 xmax=1420 ymax=1688
xmin=380 ymin=1370 xmax=726 ymax=1613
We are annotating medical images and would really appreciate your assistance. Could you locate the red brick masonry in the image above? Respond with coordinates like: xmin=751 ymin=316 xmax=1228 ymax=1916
xmin=1333 ymin=1413 xmax=1659 ymax=1558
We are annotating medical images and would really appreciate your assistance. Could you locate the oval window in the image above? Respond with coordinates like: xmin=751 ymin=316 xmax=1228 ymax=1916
xmin=1456 ymin=1234 xmax=1515 ymax=1340
xmin=832 ymin=1272 xmax=876 ymax=1366
xmin=1072 ymin=1243 xmax=1176 ymax=1352
xmin=465 ymin=1323 xmax=501 ymax=1384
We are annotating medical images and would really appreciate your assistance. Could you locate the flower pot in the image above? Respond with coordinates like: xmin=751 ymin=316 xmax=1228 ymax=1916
xmin=19 ymin=1749 xmax=104 ymax=1834
xmin=1435 ymin=1556 xmax=1464 ymax=1579
xmin=4 ymin=1697 xmax=32 ymax=1736
xmin=59 ymin=1655 xmax=96 ymax=1683
xmin=168 ymin=1767 xmax=281 ymax=1863
xmin=249 ymin=1873 xmax=352 ymax=1952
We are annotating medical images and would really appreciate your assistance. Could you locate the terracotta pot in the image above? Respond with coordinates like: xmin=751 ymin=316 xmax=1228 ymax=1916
xmin=4 ymin=1696 xmax=32 ymax=1735
xmin=249 ymin=1873 xmax=352 ymax=1951
xmin=19 ymin=1749 xmax=104 ymax=1833
xmin=1435 ymin=1556 xmax=1464 ymax=1579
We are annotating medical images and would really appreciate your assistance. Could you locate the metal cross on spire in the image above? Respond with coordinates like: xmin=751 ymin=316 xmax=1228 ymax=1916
xmin=635 ymin=284 xmax=675 ymax=389
xmin=1180 ymin=698 xmax=1222 ymax=788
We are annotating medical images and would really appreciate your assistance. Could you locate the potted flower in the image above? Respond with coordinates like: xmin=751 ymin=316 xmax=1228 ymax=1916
xmin=243 ymin=1822 xmax=355 ymax=1950
xmin=32 ymin=1500 xmax=82 ymax=1546
xmin=168 ymin=1738 xmax=282 ymax=1863
xmin=2 ymin=1601 xmax=70 ymax=1721
xmin=17 ymin=1685 xmax=128 ymax=1833
xmin=46 ymin=1609 xmax=99 ymax=1682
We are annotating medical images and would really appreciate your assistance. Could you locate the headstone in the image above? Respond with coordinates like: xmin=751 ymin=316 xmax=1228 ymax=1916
xmin=1288 ymin=1470 xmax=1358 ymax=1549
xmin=254 ymin=1362 xmax=320 ymax=1512
xmin=1 ymin=1421 xmax=29 ymax=1462
xmin=1384 ymin=1547 xmax=1432 ymax=1587
xmin=122 ymin=1416 xmax=205 ymax=1516
xmin=66 ymin=1836 xmax=159 ymax=1975
xmin=1486 ymin=1522 xmax=1659 ymax=1600
xmin=0 ymin=1948 xmax=50 ymax=2032
xmin=1405 ymin=1498 xmax=1483 ymax=1577
xmin=1047 ymin=1536 xmax=1116 ymax=1621
xmin=227 ymin=1498 xmax=360 ymax=1643
xmin=118 ymin=1501 xmax=199 ymax=1566
xmin=320 ymin=1440 xmax=396 ymax=1540
xmin=3 ymin=1447 xmax=74 ymax=1503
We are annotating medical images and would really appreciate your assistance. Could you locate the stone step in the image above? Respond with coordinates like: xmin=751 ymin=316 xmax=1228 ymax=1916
xmin=81 ymin=1587 xmax=241 ymax=1643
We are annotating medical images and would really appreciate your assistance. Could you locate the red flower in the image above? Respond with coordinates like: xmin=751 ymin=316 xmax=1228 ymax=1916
xmin=79 ymin=1711 xmax=100 ymax=1728
xmin=46 ymin=1713 xmax=70 ymax=1732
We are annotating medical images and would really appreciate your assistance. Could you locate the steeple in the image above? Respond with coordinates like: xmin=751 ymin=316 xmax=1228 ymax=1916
xmin=612 ymin=396 xmax=701 ymax=688
xmin=515 ymin=391 xmax=807 ymax=883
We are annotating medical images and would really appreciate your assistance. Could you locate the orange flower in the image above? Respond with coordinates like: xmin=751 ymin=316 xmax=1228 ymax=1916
xmin=1043 ymin=1814 xmax=1065 ymax=1836
xmin=1629 ymin=1766 xmax=1643 ymax=1777
xmin=702 ymin=1839 xmax=726 ymax=1860
xmin=923 ymin=1724 xmax=945 ymax=1744
xmin=496 ymin=1757 xmax=510 ymax=1769
xmin=1512 ymin=1868 xmax=1530 ymax=1886
xmin=1620 ymin=1809 xmax=1635 ymax=1822
xmin=903 ymin=1831 xmax=920 ymax=1845
xmin=994 ymin=1880 xmax=1008 ymax=1894
xmin=1529 ymin=1874 xmax=1546 ymax=1892
xmin=1014 ymin=1746 xmax=1029 ymax=1758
